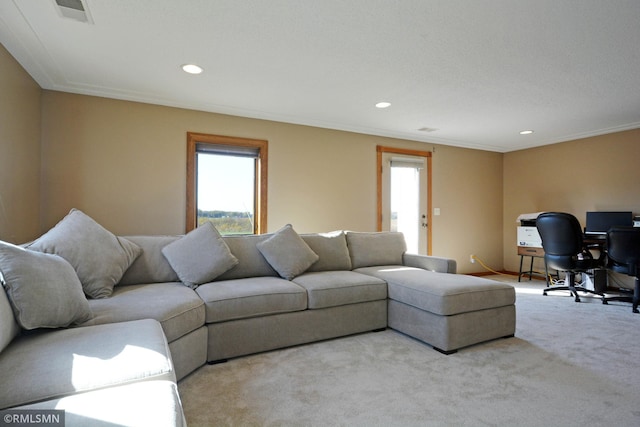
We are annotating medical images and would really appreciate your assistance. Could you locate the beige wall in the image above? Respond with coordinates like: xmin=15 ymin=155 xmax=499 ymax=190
xmin=39 ymin=91 xmax=504 ymax=273
xmin=7 ymin=42 xmax=637 ymax=277
xmin=431 ymin=144 xmax=504 ymax=271
xmin=0 ymin=44 xmax=41 ymax=244
xmin=503 ymin=129 xmax=640 ymax=273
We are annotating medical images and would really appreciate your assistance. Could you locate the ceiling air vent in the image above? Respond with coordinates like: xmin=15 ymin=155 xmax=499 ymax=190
xmin=54 ymin=0 xmax=94 ymax=24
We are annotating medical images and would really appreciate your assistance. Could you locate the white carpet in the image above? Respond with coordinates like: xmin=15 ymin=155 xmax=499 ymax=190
xmin=178 ymin=277 xmax=640 ymax=426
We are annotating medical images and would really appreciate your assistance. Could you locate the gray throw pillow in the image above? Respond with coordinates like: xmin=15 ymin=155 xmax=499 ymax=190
xmin=27 ymin=209 xmax=142 ymax=299
xmin=0 ymin=241 xmax=92 ymax=330
xmin=257 ymin=224 xmax=319 ymax=280
xmin=161 ymin=222 xmax=239 ymax=289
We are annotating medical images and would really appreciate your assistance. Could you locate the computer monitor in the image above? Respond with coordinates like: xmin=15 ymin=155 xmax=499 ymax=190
xmin=585 ymin=211 xmax=633 ymax=234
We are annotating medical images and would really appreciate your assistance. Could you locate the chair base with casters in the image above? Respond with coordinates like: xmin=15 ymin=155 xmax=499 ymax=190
xmin=542 ymin=270 xmax=603 ymax=303
xmin=602 ymin=284 xmax=639 ymax=313
xmin=605 ymin=226 xmax=640 ymax=314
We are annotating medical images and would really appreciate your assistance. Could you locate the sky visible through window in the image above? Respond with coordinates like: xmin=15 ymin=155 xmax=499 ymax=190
xmin=197 ymin=154 xmax=254 ymax=214
xmin=391 ymin=166 xmax=420 ymax=254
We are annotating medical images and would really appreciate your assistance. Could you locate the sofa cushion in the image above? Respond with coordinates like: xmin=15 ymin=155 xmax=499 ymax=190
xmin=118 ymin=235 xmax=181 ymax=285
xmin=292 ymin=271 xmax=387 ymax=309
xmin=257 ymin=224 xmax=319 ymax=280
xmin=17 ymin=380 xmax=185 ymax=427
xmin=196 ymin=277 xmax=307 ymax=323
xmin=346 ymin=231 xmax=406 ymax=269
xmin=217 ymin=234 xmax=279 ymax=280
xmin=161 ymin=223 xmax=238 ymax=289
xmin=79 ymin=282 xmax=205 ymax=342
xmin=27 ymin=209 xmax=141 ymax=299
xmin=302 ymin=231 xmax=352 ymax=272
xmin=0 ymin=241 xmax=92 ymax=330
xmin=355 ymin=266 xmax=515 ymax=315
xmin=0 ymin=319 xmax=174 ymax=409
xmin=0 ymin=278 xmax=20 ymax=353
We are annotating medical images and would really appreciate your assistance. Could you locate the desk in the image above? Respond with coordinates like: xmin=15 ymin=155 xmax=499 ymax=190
xmin=517 ymin=246 xmax=545 ymax=282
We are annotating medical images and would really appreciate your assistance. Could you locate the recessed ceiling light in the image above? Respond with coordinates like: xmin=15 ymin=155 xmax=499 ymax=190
xmin=375 ymin=102 xmax=391 ymax=109
xmin=182 ymin=64 xmax=203 ymax=74
xmin=519 ymin=130 xmax=534 ymax=135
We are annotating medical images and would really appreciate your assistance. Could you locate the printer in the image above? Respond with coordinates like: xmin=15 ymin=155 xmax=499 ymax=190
xmin=516 ymin=212 xmax=543 ymax=248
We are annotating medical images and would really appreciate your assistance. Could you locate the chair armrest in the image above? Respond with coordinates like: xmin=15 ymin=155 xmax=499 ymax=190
xmin=584 ymin=242 xmax=607 ymax=264
xmin=402 ymin=253 xmax=457 ymax=274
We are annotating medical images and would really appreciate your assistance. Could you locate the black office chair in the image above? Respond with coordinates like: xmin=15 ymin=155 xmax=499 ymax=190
xmin=537 ymin=212 xmax=604 ymax=302
xmin=603 ymin=226 xmax=640 ymax=313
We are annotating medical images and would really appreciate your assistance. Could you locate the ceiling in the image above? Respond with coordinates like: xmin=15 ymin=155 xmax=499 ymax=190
xmin=1 ymin=0 xmax=639 ymax=153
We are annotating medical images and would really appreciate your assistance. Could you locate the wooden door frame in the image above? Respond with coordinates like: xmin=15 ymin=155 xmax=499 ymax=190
xmin=376 ymin=145 xmax=433 ymax=255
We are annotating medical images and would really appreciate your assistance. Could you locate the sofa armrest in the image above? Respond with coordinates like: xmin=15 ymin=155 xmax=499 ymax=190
xmin=402 ymin=253 xmax=457 ymax=274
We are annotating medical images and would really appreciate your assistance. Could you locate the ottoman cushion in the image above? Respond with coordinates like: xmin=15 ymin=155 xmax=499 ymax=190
xmin=16 ymin=381 xmax=185 ymax=427
xmin=0 ymin=319 xmax=174 ymax=409
xmin=354 ymin=266 xmax=515 ymax=315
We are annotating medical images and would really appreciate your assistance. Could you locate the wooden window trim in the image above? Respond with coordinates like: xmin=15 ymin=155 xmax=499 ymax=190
xmin=186 ymin=132 xmax=268 ymax=233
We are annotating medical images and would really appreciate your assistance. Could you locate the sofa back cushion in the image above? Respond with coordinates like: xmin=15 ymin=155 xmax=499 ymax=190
xmin=118 ymin=236 xmax=181 ymax=285
xmin=346 ymin=231 xmax=407 ymax=269
xmin=216 ymin=234 xmax=278 ymax=280
xmin=302 ymin=231 xmax=352 ymax=272
xmin=0 ymin=283 xmax=20 ymax=354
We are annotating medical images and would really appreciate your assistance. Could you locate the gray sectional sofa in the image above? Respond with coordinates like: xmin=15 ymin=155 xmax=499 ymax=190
xmin=0 ymin=209 xmax=516 ymax=426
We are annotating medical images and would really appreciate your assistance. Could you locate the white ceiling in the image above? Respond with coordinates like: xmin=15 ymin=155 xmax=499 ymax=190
xmin=1 ymin=0 xmax=639 ymax=153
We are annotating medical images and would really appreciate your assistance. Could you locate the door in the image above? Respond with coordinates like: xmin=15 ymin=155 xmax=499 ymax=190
xmin=377 ymin=146 xmax=432 ymax=255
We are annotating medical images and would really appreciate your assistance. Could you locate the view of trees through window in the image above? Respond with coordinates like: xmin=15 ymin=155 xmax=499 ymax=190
xmin=197 ymin=153 xmax=255 ymax=235
xmin=187 ymin=132 xmax=267 ymax=234
xmin=197 ymin=209 xmax=253 ymax=234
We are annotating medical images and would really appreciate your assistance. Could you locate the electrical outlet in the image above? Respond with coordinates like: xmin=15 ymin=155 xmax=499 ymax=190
xmin=470 ymin=254 xmax=475 ymax=263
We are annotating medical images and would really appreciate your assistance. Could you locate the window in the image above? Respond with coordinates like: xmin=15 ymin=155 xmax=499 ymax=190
xmin=186 ymin=132 xmax=268 ymax=234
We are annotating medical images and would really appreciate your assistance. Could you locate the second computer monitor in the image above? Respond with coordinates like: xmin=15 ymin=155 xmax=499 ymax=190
xmin=585 ymin=211 xmax=633 ymax=235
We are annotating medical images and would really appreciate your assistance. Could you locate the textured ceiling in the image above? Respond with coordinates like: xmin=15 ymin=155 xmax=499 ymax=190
xmin=1 ymin=0 xmax=639 ymax=152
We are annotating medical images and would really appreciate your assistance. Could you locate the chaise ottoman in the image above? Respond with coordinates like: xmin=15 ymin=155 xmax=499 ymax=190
xmin=354 ymin=266 xmax=516 ymax=353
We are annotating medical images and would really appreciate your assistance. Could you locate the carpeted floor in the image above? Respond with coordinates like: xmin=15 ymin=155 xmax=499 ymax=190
xmin=178 ymin=276 xmax=640 ymax=426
